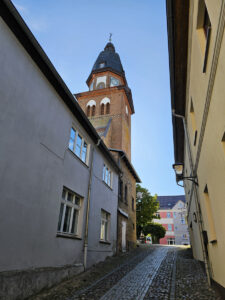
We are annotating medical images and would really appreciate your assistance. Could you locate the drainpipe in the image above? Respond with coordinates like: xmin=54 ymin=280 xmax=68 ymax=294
xmin=172 ymin=110 xmax=211 ymax=286
xmin=83 ymin=139 xmax=101 ymax=270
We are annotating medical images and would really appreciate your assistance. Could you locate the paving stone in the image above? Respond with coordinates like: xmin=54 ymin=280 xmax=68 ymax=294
xmin=30 ymin=245 xmax=222 ymax=300
xmin=99 ymin=247 xmax=168 ymax=300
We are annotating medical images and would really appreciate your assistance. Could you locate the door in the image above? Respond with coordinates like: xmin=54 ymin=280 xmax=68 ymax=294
xmin=122 ymin=221 xmax=126 ymax=252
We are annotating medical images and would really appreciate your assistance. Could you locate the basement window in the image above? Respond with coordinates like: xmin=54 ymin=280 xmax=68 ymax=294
xmin=197 ymin=0 xmax=211 ymax=73
xmin=222 ymin=132 xmax=225 ymax=154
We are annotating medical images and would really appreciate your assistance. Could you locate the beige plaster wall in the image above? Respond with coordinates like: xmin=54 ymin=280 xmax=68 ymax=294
xmin=184 ymin=0 xmax=225 ymax=288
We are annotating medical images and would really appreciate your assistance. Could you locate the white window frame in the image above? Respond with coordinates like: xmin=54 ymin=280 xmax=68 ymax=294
xmin=69 ymin=127 xmax=89 ymax=164
xmin=100 ymin=210 xmax=110 ymax=242
xmin=168 ymin=224 xmax=172 ymax=231
xmin=102 ymin=163 xmax=112 ymax=187
xmin=167 ymin=238 xmax=175 ymax=245
xmin=110 ymin=76 xmax=120 ymax=87
xmin=167 ymin=212 xmax=171 ymax=218
xmin=57 ymin=187 xmax=82 ymax=236
xmin=181 ymin=218 xmax=186 ymax=224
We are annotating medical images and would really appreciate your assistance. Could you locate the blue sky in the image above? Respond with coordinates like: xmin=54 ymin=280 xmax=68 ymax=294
xmin=12 ymin=0 xmax=184 ymax=196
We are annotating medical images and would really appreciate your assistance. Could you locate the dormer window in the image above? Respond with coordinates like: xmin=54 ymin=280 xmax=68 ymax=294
xmin=99 ymin=62 xmax=105 ymax=68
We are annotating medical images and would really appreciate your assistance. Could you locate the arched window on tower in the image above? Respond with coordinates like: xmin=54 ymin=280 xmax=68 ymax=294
xmin=87 ymin=105 xmax=90 ymax=117
xmin=91 ymin=105 xmax=96 ymax=116
xmin=106 ymin=102 xmax=110 ymax=114
xmin=100 ymin=97 xmax=110 ymax=115
xmin=86 ymin=100 xmax=96 ymax=117
xmin=101 ymin=104 xmax=105 ymax=115
xmin=97 ymin=82 xmax=105 ymax=89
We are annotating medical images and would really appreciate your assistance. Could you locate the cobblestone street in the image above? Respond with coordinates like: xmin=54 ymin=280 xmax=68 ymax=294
xmin=32 ymin=245 xmax=222 ymax=300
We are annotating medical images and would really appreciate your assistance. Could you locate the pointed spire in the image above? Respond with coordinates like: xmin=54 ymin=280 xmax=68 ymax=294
xmin=109 ymin=33 xmax=112 ymax=42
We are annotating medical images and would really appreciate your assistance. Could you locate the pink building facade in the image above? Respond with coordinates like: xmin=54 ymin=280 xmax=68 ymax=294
xmin=154 ymin=196 xmax=190 ymax=245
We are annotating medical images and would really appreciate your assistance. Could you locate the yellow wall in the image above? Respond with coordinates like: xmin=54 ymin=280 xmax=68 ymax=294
xmin=184 ymin=0 xmax=225 ymax=288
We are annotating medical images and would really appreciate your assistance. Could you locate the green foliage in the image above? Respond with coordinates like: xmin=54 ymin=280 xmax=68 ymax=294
xmin=136 ymin=184 xmax=159 ymax=238
xmin=143 ymin=223 xmax=166 ymax=243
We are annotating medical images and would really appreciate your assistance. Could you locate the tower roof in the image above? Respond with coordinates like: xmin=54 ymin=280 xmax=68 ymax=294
xmin=86 ymin=42 xmax=125 ymax=84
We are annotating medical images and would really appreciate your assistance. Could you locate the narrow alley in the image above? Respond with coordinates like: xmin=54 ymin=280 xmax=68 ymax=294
xmin=32 ymin=245 xmax=221 ymax=300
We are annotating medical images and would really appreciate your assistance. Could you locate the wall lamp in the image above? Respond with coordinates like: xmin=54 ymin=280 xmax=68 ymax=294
xmin=172 ymin=163 xmax=198 ymax=187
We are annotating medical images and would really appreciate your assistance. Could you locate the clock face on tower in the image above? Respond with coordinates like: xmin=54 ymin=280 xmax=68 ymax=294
xmin=110 ymin=76 xmax=120 ymax=87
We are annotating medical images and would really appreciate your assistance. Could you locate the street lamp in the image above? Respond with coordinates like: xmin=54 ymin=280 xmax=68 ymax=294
xmin=172 ymin=163 xmax=198 ymax=186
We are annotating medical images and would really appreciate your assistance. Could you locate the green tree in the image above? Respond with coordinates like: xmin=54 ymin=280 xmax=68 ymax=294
xmin=143 ymin=223 xmax=166 ymax=244
xmin=136 ymin=184 xmax=159 ymax=238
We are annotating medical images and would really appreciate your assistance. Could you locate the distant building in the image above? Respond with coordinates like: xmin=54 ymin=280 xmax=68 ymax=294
xmin=154 ymin=196 xmax=190 ymax=245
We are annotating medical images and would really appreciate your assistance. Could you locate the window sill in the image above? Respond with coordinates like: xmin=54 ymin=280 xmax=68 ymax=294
xmin=99 ymin=240 xmax=111 ymax=245
xmin=102 ymin=180 xmax=112 ymax=190
xmin=56 ymin=233 xmax=82 ymax=240
xmin=68 ymin=148 xmax=89 ymax=168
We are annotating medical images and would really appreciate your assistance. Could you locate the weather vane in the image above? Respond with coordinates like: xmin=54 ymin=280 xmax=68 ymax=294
xmin=109 ymin=33 xmax=112 ymax=42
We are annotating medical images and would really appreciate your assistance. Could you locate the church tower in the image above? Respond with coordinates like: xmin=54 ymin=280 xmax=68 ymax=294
xmin=76 ymin=41 xmax=134 ymax=160
xmin=76 ymin=41 xmax=140 ymax=252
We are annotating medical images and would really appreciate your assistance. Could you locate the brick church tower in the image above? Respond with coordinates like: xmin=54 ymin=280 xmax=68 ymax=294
xmin=76 ymin=41 xmax=140 ymax=252
xmin=76 ymin=42 xmax=134 ymax=160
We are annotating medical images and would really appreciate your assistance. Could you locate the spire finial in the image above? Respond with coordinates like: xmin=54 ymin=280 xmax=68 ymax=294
xmin=109 ymin=33 xmax=112 ymax=42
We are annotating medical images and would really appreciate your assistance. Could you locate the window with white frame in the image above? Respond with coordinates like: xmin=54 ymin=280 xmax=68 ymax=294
xmin=57 ymin=187 xmax=82 ymax=236
xmin=100 ymin=210 xmax=110 ymax=242
xmin=167 ymin=212 xmax=171 ymax=218
xmin=167 ymin=238 xmax=175 ymax=245
xmin=102 ymin=164 xmax=112 ymax=187
xmin=69 ymin=128 xmax=88 ymax=164
xmin=168 ymin=224 xmax=172 ymax=231
xmin=181 ymin=218 xmax=185 ymax=224
xmin=155 ymin=212 xmax=160 ymax=218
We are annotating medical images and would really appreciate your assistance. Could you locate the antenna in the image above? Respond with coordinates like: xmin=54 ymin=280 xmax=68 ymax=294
xmin=109 ymin=33 xmax=112 ymax=42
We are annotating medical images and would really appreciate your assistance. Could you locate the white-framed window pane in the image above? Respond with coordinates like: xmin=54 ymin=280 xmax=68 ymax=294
xmin=67 ymin=192 xmax=73 ymax=202
xmin=82 ymin=141 xmax=87 ymax=162
xmin=63 ymin=206 xmax=72 ymax=232
xmin=57 ymin=203 xmax=64 ymax=231
xmin=103 ymin=165 xmax=106 ymax=180
xmin=104 ymin=220 xmax=108 ymax=240
xmin=70 ymin=128 xmax=76 ymax=139
xmin=100 ymin=220 xmax=105 ymax=240
xmin=100 ymin=210 xmax=109 ymax=241
xmin=69 ymin=139 xmax=74 ymax=151
xmin=75 ymin=196 xmax=80 ymax=206
xmin=75 ymin=134 xmax=82 ymax=156
xmin=108 ymin=171 xmax=111 ymax=186
xmin=168 ymin=224 xmax=172 ymax=231
xmin=62 ymin=189 xmax=66 ymax=200
xmin=69 ymin=128 xmax=76 ymax=151
xmin=105 ymin=168 xmax=109 ymax=184
xmin=71 ymin=209 xmax=78 ymax=234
